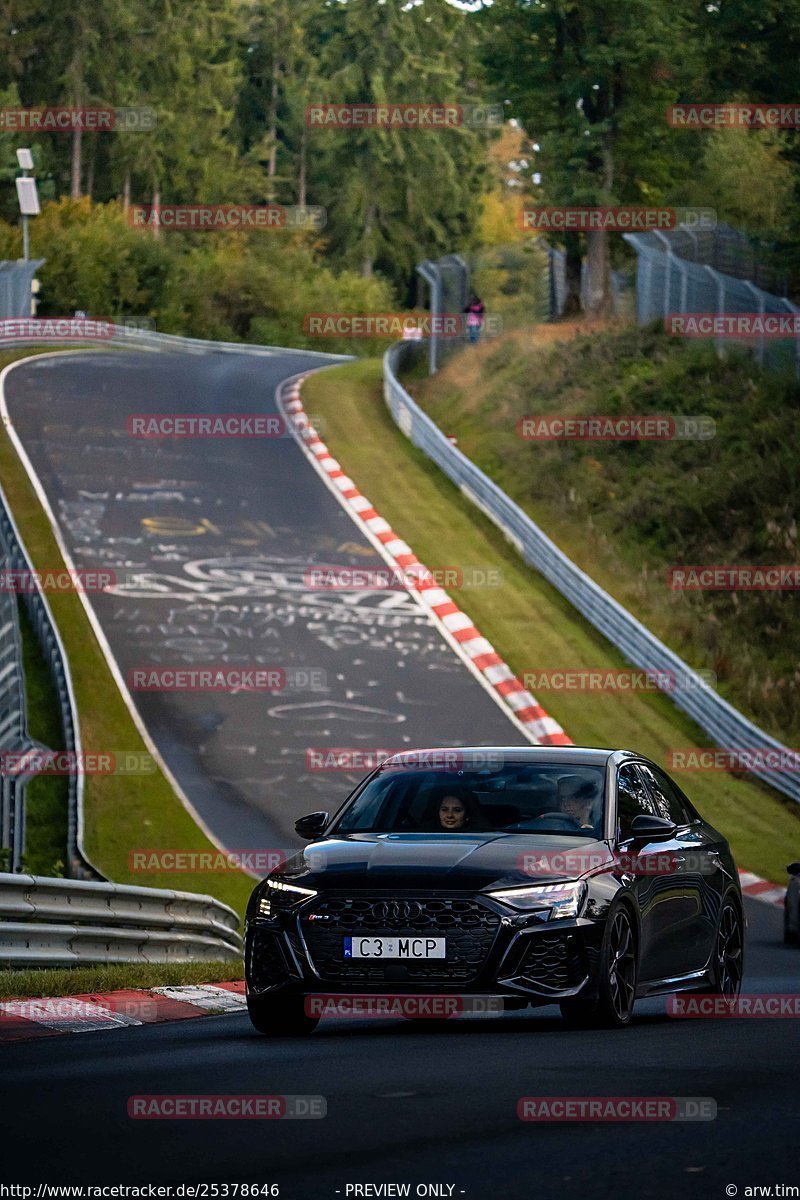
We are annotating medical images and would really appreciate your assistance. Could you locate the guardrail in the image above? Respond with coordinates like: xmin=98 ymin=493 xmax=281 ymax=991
xmin=0 ymin=483 xmax=100 ymax=879
xmin=0 ymin=320 xmax=353 ymax=362
xmin=0 ymin=873 xmax=242 ymax=964
xmin=0 ymin=548 xmax=32 ymax=873
xmin=383 ymin=340 xmax=800 ymax=805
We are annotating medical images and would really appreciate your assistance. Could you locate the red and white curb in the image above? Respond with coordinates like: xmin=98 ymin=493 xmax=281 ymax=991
xmin=0 ymin=981 xmax=247 ymax=1042
xmin=738 ymin=870 xmax=786 ymax=907
xmin=278 ymin=375 xmax=571 ymax=747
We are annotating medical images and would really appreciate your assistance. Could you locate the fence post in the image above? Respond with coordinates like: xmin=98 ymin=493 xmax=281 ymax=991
xmin=415 ymin=260 xmax=442 ymax=375
xmin=704 ymin=265 xmax=726 ymax=360
xmin=653 ymin=231 xmax=673 ymax=320
xmin=547 ymin=246 xmax=557 ymax=319
xmin=777 ymin=297 xmax=800 ymax=380
xmin=639 ymin=250 xmax=653 ymax=323
xmin=742 ymin=281 xmax=765 ymax=367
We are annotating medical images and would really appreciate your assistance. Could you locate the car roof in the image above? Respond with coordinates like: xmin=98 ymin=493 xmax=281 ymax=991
xmin=381 ymin=746 xmax=639 ymax=768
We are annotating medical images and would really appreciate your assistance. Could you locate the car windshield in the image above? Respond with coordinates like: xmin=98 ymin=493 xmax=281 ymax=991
xmin=333 ymin=763 xmax=606 ymax=837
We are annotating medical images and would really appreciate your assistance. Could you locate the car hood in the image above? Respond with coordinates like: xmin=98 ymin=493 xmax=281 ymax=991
xmin=279 ymin=832 xmax=612 ymax=892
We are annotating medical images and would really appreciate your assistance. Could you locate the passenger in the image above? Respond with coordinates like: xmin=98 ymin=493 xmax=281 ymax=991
xmin=437 ymin=792 xmax=485 ymax=831
xmin=438 ymin=794 xmax=467 ymax=830
xmin=556 ymin=774 xmax=598 ymax=831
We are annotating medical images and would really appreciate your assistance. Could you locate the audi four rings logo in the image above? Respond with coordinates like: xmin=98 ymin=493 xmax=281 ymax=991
xmin=373 ymin=900 xmax=424 ymax=921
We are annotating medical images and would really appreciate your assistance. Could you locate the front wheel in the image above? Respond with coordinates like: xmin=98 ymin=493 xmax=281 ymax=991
xmin=784 ymin=905 xmax=798 ymax=946
xmin=247 ymin=991 xmax=319 ymax=1037
xmin=560 ymin=904 xmax=638 ymax=1029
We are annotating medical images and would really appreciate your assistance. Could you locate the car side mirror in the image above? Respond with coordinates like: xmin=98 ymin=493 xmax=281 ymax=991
xmin=787 ymin=862 xmax=800 ymax=877
xmin=628 ymin=814 xmax=677 ymax=841
xmin=295 ymin=811 xmax=329 ymax=840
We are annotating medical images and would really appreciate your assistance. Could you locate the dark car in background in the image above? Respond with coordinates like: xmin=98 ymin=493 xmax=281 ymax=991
xmin=245 ymin=747 xmax=744 ymax=1035
xmin=785 ymin=861 xmax=800 ymax=943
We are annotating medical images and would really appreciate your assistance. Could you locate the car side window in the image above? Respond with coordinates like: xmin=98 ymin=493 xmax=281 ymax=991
xmin=616 ymin=764 xmax=657 ymax=839
xmin=638 ymin=764 xmax=691 ymax=827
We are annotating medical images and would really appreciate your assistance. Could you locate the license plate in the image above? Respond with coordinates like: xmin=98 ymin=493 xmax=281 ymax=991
xmin=343 ymin=936 xmax=446 ymax=960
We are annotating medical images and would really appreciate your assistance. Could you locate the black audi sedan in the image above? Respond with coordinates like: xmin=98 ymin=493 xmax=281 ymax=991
xmin=245 ymin=747 xmax=744 ymax=1034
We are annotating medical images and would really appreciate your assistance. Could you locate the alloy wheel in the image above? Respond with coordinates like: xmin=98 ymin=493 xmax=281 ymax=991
xmin=607 ymin=908 xmax=637 ymax=1023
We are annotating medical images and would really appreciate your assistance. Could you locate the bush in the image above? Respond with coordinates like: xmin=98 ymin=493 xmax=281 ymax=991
xmin=1 ymin=198 xmax=396 ymax=355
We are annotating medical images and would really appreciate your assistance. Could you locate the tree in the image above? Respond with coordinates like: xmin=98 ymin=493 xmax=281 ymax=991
xmin=480 ymin=0 xmax=701 ymax=315
xmin=698 ymin=126 xmax=795 ymax=241
xmin=310 ymin=0 xmax=488 ymax=291
xmin=236 ymin=0 xmax=326 ymax=205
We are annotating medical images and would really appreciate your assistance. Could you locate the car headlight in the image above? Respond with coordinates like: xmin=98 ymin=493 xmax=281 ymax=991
xmin=487 ymin=881 xmax=586 ymax=920
xmin=258 ymin=878 xmax=317 ymax=917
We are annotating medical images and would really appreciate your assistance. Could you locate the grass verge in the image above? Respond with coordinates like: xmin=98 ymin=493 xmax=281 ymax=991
xmin=0 ymin=349 xmax=251 ymax=914
xmin=16 ymin=597 xmax=69 ymax=876
xmin=0 ymin=960 xmax=242 ymax=1001
xmin=412 ymin=324 xmax=800 ymax=747
xmin=302 ymin=358 xmax=800 ymax=884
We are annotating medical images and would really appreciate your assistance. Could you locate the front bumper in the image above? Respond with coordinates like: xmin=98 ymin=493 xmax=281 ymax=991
xmin=245 ymin=891 xmax=603 ymax=1004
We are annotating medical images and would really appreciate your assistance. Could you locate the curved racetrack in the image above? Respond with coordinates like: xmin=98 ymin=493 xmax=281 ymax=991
xmin=2 ymin=349 xmax=797 ymax=1195
xmin=4 ymin=349 xmax=528 ymax=850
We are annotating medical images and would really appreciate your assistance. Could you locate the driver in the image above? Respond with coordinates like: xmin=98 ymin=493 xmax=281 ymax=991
xmin=556 ymin=775 xmax=598 ymax=830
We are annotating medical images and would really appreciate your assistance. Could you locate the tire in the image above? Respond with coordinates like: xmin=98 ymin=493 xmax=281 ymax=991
xmin=560 ymin=904 xmax=638 ymax=1029
xmin=708 ymin=897 xmax=744 ymax=996
xmin=246 ymin=991 xmax=319 ymax=1037
xmin=783 ymin=904 xmax=798 ymax=946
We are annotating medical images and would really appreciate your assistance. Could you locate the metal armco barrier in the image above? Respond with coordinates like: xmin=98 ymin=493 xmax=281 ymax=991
xmin=0 ymin=483 xmax=100 ymax=879
xmin=0 ymin=570 xmax=33 ymax=872
xmin=383 ymin=340 xmax=800 ymax=806
xmin=0 ymin=320 xmax=353 ymax=362
xmin=0 ymin=873 xmax=242 ymax=964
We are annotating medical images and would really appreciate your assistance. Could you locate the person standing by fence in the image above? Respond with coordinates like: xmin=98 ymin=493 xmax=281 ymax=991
xmin=464 ymin=293 xmax=486 ymax=344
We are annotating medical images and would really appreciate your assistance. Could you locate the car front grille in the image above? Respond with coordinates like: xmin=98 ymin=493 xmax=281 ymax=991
xmin=299 ymin=894 xmax=500 ymax=984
